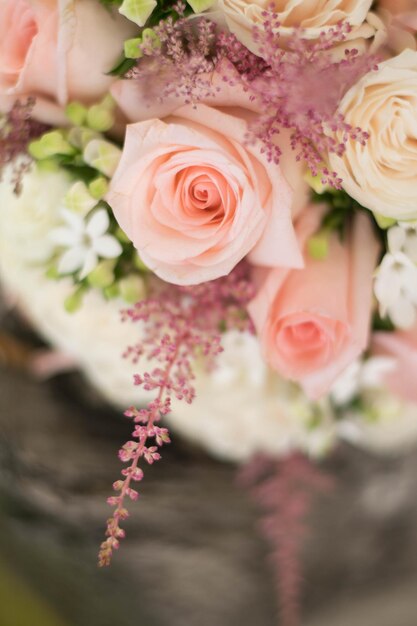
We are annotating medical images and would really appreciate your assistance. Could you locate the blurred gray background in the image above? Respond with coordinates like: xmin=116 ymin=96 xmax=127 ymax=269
xmin=1 ymin=308 xmax=417 ymax=626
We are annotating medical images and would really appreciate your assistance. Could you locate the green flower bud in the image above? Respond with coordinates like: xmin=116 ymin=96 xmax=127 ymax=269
xmin=35 ymin=159 xmax=60 ymax=173
xmin=64 ymin=181 xmax=97 ymax=216
xmin=83 ymin=140 xmax=122 ymax=177
xmin=66 ymin=101 xmax=88 ymax=126
xmin=86 ymin=105 xmax=115 ymax=132
xmin=124 ymin=37 xmax=143 ymax=59
xmin=187 ymin=0 xmax=216 ymax=13
xmin=89 ymin=176 xmax=109 ymax=200
xmin=87 ymin=260 xmax=116 ymax=289
xmin=29 ymin=131 xmax=76 ymax=160
xmin=119 ymin=0 xmax=157 ymax=27
xmin=142 ymin=28 xmax=161 ymax=49
xmin=119 ymin=274 xmax=146 ymax=303
xmin=67 ymin=127 xmax=100 ymax=150
xmin=103 ymin=284 xmax=120 ymax=300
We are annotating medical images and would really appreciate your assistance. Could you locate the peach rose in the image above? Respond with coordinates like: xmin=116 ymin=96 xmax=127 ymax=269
xmin=107 ymin=103 xmax=303 ymax=285
xmin=249 ymin=210 xmax=380 ymax=399
xmin=378 ymin=0 xmax=417 ymax=16
xmin=111 ymin=59 xmax=260 ymax=124
xmin=111 ymin=60 xmax=310 ymax=217
xmin=329 ymin=50 xmax=417 ymax=221
xmin=217 ymin=0 xmax=376 ymax=56
xmin=0 ymin=0 xmax=134 ymax=125
xmin=372 ymin=325 xmax=417 ymax=404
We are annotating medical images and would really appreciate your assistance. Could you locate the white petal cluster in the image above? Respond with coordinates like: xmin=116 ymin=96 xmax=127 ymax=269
xmin=50 ymin=208 xmax=122 ymax=279
xmin=374 ymin=222 xmax=417 ymax=329
xmin=0 ymin=163 xmax=72 ymax=265
xmin=330 ymin=357 xmax=396 ymax=406
xmin=2 ymin=166 xmax=417 ymax=461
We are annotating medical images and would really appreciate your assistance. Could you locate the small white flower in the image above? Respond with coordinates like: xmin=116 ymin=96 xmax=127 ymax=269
xmin=330 ymin=360 xmax=362 ymax=406
xmin=388 ymin=221 xmax=417 ymax=264
xmin=50 ymin=208 xmax=122 ymax=279
xmin=374 ymin=252 xmax=417 ymax=329
xmin=331 ymin=357 xmax=396 ymax=406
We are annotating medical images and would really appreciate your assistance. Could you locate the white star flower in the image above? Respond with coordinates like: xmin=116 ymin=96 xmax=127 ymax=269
xmin=374 ymin=251 xmax=417 ymax=329
xmin=50 ymin=208 xmax=123 ymax=279
xmin=388 ymin=221 xmax=417 ymax=264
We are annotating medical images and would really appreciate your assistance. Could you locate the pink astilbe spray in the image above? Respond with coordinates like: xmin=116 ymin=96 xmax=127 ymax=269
xmin=127 ymin=2 xmax=222 ymax=104
xmin=129 ymin=8 xmax=377 ymax=188
xmin=98 ymin=267 xmax=254 ymax=567
xmin=0 ymin=98 xmax=47 ymax=193
xmin=239 ymin=14 xmax=378 ymax=187
xmin=240 ymin=453 xmax=333 ymax=626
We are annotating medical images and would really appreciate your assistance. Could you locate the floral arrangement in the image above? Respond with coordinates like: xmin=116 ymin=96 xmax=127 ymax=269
xmin=1 ymin=0 xmax=417 ymax=622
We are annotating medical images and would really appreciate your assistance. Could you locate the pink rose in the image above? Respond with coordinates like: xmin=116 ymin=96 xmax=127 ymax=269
xmin=379 ymin=0 xmax=417 ymax=15
xmin=0 ymin=0 xmax=134 ymax=125
xmin=111 ymin=59 xmax=261 ymax=123
xmin=378 ymin=0 xmax=417 ymax=42
xmin=249 ymin=210 xmax=380 ymax=399
xmin=372 ymin=325 xmax=417 ymax=404
xmin=111 ymin=62 xmax=310 ymax=218
xmin=107 ymin=103 xmax=303 ymax=285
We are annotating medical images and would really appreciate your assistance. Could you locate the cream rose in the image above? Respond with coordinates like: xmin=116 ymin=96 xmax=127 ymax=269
xmin=218 ymin=0 xmax=375 ymax=56
xmin=329 ymin=49 xmax=417 ymax=221
xmin=0 ymin=0 xmax=135 ymax=125
xmin=107 ymin=103 xmax=303 ymax=286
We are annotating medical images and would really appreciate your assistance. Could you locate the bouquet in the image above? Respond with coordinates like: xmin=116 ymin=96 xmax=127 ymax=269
xmin=1 ymin=0 xmax=417 ymax=622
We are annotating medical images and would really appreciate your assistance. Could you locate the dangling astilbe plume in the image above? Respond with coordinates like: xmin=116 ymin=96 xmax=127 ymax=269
xmin=128 ymin=8 xmax=377 ymax=188
xmin=0 ymin=98 xmax=47 ymax=194
xmin=127 ymin=2 xmax=222 ymax=105
xmin=98 ymin=266 xmax=254 ymax=566
xmin=239 ymin=453 xmax=333 ymax=626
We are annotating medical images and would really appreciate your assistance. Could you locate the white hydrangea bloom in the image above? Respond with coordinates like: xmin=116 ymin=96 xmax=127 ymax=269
xmin=374 ymin=251 xmax=417 ymax=329
xmin=331 ymin=357 xmax=397 ymax=406
xmin=0 ymin=163 xmax=72 ymax=265
xmin=2 ymin=165 xmax=417 ymax=461
xmin=50 ymin=208 xmax=122 ymax=279
xmin=338 ymin=390 xmax=417 ymax=456
xmin=388 ymin=221 xmax=417 ymax=264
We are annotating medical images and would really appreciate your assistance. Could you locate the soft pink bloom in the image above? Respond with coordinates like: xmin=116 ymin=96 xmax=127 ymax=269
xmin=372 ymin=325 xmax=417 ymax=404
xmin=111 ymin=59 xmax=260 ymax=124
xmin=249 ymin=210 xmax=380 ymax=399
xmin=376 ymin=1 xmax=417 ymax=56
xmin=379 ymin=0 xmax=417 ymax=16
xmin=107 ymin=103 xmax=302 ymax=286
xmin=112 ymin=60 xmax=310 ymax=217
xmin=394 ymin=10 xmax=417 ymax=31
xmin=0 ymin=0 xmax=134 ymax=125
